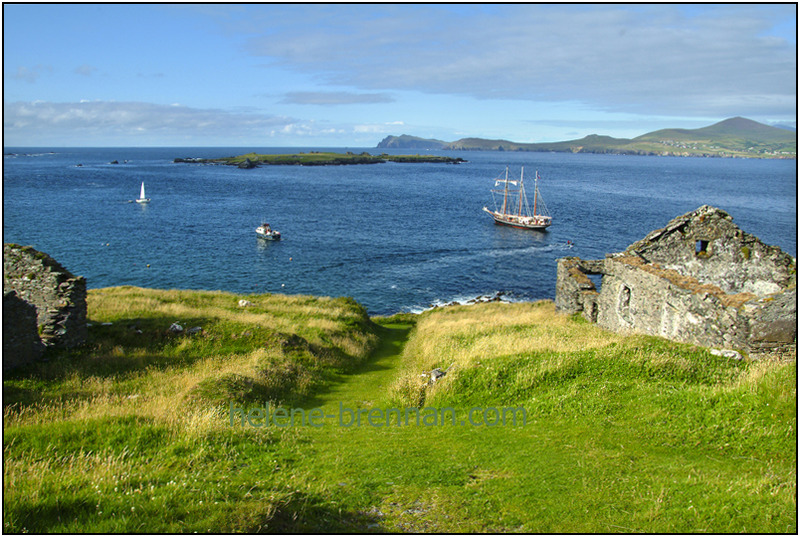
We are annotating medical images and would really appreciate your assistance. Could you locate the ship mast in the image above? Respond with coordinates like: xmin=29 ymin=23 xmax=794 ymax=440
xmin=518 ymin=167 xmax=524 ymax=216
xmin=532 ymin=171 xmax=539 ymax=217
xmin=501 ymin=166 xmax=509 ymax=215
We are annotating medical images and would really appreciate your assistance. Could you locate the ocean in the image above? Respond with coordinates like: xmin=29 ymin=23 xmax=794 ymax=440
xmin=3 ymin=147 xmax=796 ymax=315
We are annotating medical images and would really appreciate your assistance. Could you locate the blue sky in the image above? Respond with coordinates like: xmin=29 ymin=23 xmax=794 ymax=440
xmin=3 ymin=3 xmax=797 ymax=147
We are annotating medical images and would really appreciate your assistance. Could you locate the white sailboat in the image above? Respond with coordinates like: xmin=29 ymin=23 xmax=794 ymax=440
xmin=482 ymin=166 xmax=551 ymax=230
xmin=136 ymin=182 xmax=151 ymax=204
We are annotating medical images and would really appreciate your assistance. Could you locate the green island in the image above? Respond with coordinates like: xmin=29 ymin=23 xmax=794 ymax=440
xmin=4 ymin=287 xmax=795 ymax=532
xmin=174 ymin=151 xmax=466 ymax=167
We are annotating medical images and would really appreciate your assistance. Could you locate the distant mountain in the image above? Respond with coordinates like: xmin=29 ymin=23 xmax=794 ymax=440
xmin=377 ymin=117 xmax=796 ymax=158
xmin=637 ymin=117 xmax=794 ymax=144
xmin=377 ymin=134 xmax=447 ymax=149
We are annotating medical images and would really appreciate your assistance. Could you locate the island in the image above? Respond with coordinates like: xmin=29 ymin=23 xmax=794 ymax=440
xmin=174 ymin=151 xmax=466 ymax=167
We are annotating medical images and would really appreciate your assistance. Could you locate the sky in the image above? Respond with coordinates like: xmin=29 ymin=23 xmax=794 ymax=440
xmin=3 ymin=3 xmax=797 ymax=147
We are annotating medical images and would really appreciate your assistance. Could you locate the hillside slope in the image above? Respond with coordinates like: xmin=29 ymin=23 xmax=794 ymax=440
xmin=3 ymin=292 xmax=795 ymax=532
xmin=378 ymin=117 xmax=796 ymax=158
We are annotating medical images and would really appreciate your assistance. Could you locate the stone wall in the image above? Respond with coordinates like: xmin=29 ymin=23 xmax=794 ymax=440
xmin=3 ymin=290 xmax=44 ymax=370
xmin=3 ymin=244 xmax=87 ymax=355
xmin=596 ymin=256 xmax=754 ymax=350
xmin=555 ymin=207 xmax=796 ymax=359
xmin=746 ymin=287 xmax=797 ymax=357
xmin=625 ymin=205 xmax=796 ymax=296
xmin=555 ymin=257 xmax=602 ymax=322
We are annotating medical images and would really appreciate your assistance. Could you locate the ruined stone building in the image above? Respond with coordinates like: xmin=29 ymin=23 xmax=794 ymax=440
xmin=556 ymin=206 xmax=796 ymax=358
xmin=3 ymin=244 xmax=88 ymax=369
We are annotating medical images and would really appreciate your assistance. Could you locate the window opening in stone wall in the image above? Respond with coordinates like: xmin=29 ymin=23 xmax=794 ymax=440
xmin=587 ymin=273 xmax=602 ymax=293
xmin=620 ymin=286 xmax=631 ymax=307
xmin=618 ymin=285 xmax=632 ymax=324
xmin=695 ymin=239 xmax=710 ymax=256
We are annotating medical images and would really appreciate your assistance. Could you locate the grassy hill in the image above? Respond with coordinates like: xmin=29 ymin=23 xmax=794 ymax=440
xmin=630 ymin=117 xmax=798 ymax=157
xmin=649 ymin=116 xmax=796 ymax=143
xmin=378 ymin=117 xmax=796 ymax=158
xmin=3 ymin=290 xmax=795 ymax=532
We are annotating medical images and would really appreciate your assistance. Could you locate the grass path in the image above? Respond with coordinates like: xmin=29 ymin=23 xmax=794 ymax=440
xmin=267 ymin=319 xmax=521 ymax=532
xmin=256 ymin=316 xmax=796 ymax=533
xmin=274 ymin=320 xmax=457 ymax=532
xmin=299 ymin=321 xmax=414 ymax=412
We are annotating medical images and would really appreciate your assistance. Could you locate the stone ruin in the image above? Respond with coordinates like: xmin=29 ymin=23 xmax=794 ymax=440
xmin=555 ymin=205 xmax=797 ymax=359
xmin=3 ymin=244 xmax=88 ymax=369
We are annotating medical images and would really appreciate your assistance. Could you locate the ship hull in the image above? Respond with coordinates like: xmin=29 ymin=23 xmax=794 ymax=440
xmin=483 ymin=207 xmax=551 ymax=230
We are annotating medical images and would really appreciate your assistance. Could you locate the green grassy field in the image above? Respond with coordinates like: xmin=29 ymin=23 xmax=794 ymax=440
xmin=3 ymin=289 xmax=796 ymax=532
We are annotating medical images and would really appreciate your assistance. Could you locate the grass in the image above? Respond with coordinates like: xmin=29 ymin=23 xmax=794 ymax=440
xmin=3 ymin=291 xmax=796 ymax=532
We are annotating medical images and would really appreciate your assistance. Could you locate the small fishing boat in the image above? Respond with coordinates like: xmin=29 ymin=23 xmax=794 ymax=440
xmin=482 ymin=167 xmax=551 ymax=230
xmin=256 ymin=223 xmax=281 ymax=240
xmin=135 ymin=182 xmax=151 ymax=204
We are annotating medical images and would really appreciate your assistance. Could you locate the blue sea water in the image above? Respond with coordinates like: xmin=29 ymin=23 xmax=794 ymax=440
xmin=3 ymin=147 xmax=796 ymax=315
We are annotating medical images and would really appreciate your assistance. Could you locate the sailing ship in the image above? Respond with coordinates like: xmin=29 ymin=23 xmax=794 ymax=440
xmin=482 ymin=167 xmax=551 ymax=230
xmin=255 ymin=222 xmax=281 ymax=240
xmin=135 ymin=182 xmax=151 ymax=204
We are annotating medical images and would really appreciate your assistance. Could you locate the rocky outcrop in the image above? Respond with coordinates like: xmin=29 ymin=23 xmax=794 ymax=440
xmin=3 ymin=244 xmax=88 ymax=354
xmin=238 ymin=158 xmax=257 ymax=169
xmin=555 ymin=207 xmax=797 ymax=359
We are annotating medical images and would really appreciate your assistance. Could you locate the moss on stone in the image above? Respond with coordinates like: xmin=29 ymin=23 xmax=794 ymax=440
xmin=615 ymin=255 xmax=757 ymax=308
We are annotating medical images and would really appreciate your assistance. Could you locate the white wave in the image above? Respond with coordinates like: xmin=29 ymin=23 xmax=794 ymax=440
xmin=403 ymin=290 xmax=524 ymax=314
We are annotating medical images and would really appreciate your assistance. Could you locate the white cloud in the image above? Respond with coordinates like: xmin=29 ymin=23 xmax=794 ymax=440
xmin=11 ymin=64 xmax=52 ymax=83
xmin=353 ymin=122 xmax=409 ymax=134
xmin=241 ymin=4 xmax=796 ymax=119
xmin=73 ymin=64 xmax=98 ymax=77
xmin=2 ymin=101 xmax=309 ymax=145
xmin=280 ymin=91 xmax=394 ymax=105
